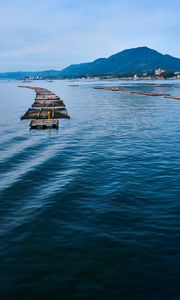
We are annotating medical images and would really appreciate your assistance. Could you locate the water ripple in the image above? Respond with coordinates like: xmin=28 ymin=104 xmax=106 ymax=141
xmin=1 ymin=80 xmax=180 ymax=299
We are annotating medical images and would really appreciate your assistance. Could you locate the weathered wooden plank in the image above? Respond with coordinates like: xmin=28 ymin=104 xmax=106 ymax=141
xmin=54 ymin=109 xmax=70 ymax=119
xmin=21 ymin=109 xmax=40 ymax=119
xmin=32 ymin=100 xmax=65 ymax=107
xmin=30 ymin=119 xmax=59 ymax=129
xmin=36 ymin=92 xmax=54 ymax=95
xmin=35 ymin=95 xmax=60 ymax=100
xmin=21 ymin=108 xmax=70 ymax=119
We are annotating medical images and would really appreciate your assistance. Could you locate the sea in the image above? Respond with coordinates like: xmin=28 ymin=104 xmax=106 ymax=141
xmin=0 ymin=79 xmax=180 ymax=300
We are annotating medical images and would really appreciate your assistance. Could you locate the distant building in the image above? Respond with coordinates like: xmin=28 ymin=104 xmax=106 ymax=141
xmin=133 ymin=74 xmax=138 ymax=80
xmin=155 ymin=69 xmax=166 ymax=76
xmin=172 ymin=71 xmax=180 ymax=79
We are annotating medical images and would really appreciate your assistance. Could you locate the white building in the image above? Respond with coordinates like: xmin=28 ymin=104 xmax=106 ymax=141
xmin=155 ymin=69 xmax=165 ymax=76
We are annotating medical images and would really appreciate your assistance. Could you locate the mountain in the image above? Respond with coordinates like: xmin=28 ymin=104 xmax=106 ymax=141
xmin=0 ymin=47 xmax=180 ymax=79
xmin=0 ymin=70 xmax=62 ymax=79
xmin=60 ymin=46 xmax=180 ymax=77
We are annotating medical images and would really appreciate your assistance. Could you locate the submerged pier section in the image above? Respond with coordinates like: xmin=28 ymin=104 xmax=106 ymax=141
xmin=19 ymin=86 xmax=70 ymax=129
xmin=94 ymin=86 xmax=180 ymax=100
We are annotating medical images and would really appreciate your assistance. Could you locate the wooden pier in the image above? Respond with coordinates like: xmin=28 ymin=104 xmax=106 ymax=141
xmin=19 ymin=85 xmax=70 ymax=129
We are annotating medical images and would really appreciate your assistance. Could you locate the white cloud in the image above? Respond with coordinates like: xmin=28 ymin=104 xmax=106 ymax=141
xmin=0 ymin=0 xmax=179 ymax=71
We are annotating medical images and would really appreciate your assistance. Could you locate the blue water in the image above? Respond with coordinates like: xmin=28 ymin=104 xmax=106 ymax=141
xmin=0 ymin=79 xmax=180 ymax=299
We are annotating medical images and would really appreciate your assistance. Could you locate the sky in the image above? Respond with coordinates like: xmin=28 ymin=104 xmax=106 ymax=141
xmin=0 ymin=0 xmax=180 ymax=72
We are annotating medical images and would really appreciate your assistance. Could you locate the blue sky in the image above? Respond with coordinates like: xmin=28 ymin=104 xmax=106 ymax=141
xmin=0 ymin=0 xmax=179 ymax=71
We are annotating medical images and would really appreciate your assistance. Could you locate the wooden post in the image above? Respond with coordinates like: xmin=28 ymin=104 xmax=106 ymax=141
xmin=48 ymin=111 xmax=51 ymax=122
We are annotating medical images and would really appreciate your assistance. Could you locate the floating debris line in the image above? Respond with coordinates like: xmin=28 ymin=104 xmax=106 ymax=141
xmin=94 ymin=86 xmax=180 ymax=100
xmin=19 ymin=85 xmax=70 ymax=129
